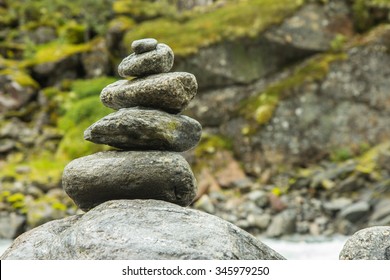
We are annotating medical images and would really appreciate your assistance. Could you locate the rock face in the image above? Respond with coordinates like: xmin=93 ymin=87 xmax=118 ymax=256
xmin=339 ymin=226 xmax=390 ymax=260
xmin=63 ymin=151 xmax=197 ymax=211
xmin=1 ymin=200 xmax=285 ymax=260
xmin=100 ymin=72 xmax=197 ymax=113
xmin=84 ymin=108 xmax=202 ymax=151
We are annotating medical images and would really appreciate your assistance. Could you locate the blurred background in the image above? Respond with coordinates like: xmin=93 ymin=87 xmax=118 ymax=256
xmin=1 ymin=0 xmax=390 ymax=259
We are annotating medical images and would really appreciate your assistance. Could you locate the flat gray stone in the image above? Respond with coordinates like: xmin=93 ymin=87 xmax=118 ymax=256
xmin=266 ymin=209 xmax=297 ymax=238
xmin=84 ymin=108 xmax=202 ymax=152
xmin=339 ymin=226 xmax=390 ymax=260
xmin=338 ymin=201 xmax=370 ymax=223
xmin=118 ymin=43 xmax=174 ymax=77
xmin=62 ymin=151 xmax=197 ymax=211
xmin=131 ymin=38 xmax=158 ymax=54
xmin=100 ymin=72 xmax=197 ymax=113
xmin=1 ymin=200 xmax=285 ymax=260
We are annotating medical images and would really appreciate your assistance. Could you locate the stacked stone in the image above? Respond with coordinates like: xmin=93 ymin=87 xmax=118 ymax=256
xmin=62 ymin=38 xmax=202 ymax=211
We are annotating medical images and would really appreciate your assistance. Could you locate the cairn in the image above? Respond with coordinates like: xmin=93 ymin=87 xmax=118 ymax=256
xmin=62 ymin=38 xmax=202 ymax=211
xmin=2 ymin=38 xmax=284 ymax=260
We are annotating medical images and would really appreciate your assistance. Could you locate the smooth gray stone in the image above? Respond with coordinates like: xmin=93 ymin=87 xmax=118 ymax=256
xmin=84 ymin=108 xmax=202 ymax=152
xmin=1 ymin=200 xmax=286 ymax=260
xmin=62 ymin=151 xmax=197 ymax=211
xmin=118 ymin=43 xmax=174 ymax=77
xmin=339 ymin=226 xmax=390 ymax=260
xmin=338 ymin=201 xmax=370 ymax=223
xmin=100 ymin=72 xmax=197 ymax=113
xmin=131 ymin=38 xmax=158 ymax=54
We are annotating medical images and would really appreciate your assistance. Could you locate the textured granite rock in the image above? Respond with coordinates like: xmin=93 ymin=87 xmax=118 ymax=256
xmin=100 ymin=72 xmax=197 ymax=113
xmin=118 ymin=43 xmax=174 ymax=77
xmin=131 ymin=38 xmax=158 ymax=54
xmin=1 ymin=200 xmax=285 ymax=260
xmin=84 ymin=108 xmax=201 ymax=152
xmin=339 ymin=226 xmax=390 ymax=260
xmin=62 ymin=151 xmax=197 ymax=211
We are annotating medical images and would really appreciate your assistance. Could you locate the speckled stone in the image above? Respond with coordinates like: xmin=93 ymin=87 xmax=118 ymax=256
xmin=100 ymin=72 xmax=197 ymax=113
xmin=84 ymin=108 xmax=202 ymax=152
xmin=1 ymin=200 xmax=285 ymax=260
xmin=131 ymin=38 xmax=158 ymax=54
xmin=118 ymin=43 xmax=174 ymax=77
xmin=339 ymin=226 xmax=390 ymax=260
xmin=62 ymin=151 xmax=197 ymax=211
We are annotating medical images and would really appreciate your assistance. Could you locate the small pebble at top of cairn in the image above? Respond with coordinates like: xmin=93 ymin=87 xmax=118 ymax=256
xmin=62 ymin=38 xmax=202 ymax=211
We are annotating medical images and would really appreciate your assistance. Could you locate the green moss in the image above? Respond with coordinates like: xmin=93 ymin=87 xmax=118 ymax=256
xmin=59 ymin=20 xmax=87 ymax=44
xmin=166 ymin=121 xmax=179 ymax=131
xmin=355 ymin=141 xmax=390 ymax=174
xmin=330 ymin=147 xmax=354 ymax=162
xmin=241 ymin=53 xmax=347 ymax=126
xmin=0 ymin=68 xmax=39 ymax=88
xmin=330 ymin=34 xmax=347 ymax=52
xmin=194 ymin=133 xmax=232 ymax=158
xmin=113 ymin=0 xmax=176 ymax=19
xmin=24 ymin=40 xmax=92 ymax=66
xmin=0 ymin=156 xmax=66 ymax=187
xmin=57 ymin=123 xmax=111 ymax=160
xmin=71 ymin=76 xmax=117 ymax=99
xmin=352 ymin=0 xmax=390 ymax=32
xmin=365 ymin=0 xmax=390 ymax=8
xmin=58 ymin=96 xmax=113 ymax=131
xmin=6 ymin=193 xmax=25 ymax=203
xmin=123 ymin=0 xmax=305 ymax=56
xmin=57 ymin=94 xmax=113 ymax=159
xmin=6 ymin=192 xmax=26 ymax=211
xmin=108 ymin=16 xmax=136 ymax=32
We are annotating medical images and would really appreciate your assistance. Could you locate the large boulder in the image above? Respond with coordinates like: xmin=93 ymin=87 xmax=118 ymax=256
xmin=339 ymin=226 xmax=390 ymax=260
xmin=1 ymin=200 xmax=285 ymax=260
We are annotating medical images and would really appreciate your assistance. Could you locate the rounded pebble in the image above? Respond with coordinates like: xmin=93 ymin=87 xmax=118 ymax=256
xmin=131 ymin=38 xmax=158 ymax=54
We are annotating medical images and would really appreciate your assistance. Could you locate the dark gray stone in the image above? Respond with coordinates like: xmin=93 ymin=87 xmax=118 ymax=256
xmin=118 ymin=43 xmax=174 ymax=77
xmin=62 ymin=151 xmax=197 ymax=211
xmin=339 ymin=201 xmax=370 ymax=223
xmin=1 ymin=200 xmax=285 ymax=260
xmin=339 ymin=226 xmax=390 ymax=260
xmin=323 ymin=197 xmax=353 ymax=213
xmin=84 ymin=108 xmax=201 ymax=152
xmin=131 ymin=38 xmax=158 ymax=54
xmin=0 ymin=212 xmax=25 ymax=239
xmin=264 ymin=3 xmax=352 ymax=52
xmin=369 ymin=199 xmax=390 ymax=226
xmin=100 ymin=72 xmax=197 ymax=113
xmin=266 ymin=209 xmax=296 ymax=237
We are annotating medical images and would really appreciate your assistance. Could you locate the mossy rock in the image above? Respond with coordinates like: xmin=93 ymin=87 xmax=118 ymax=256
xmin=24 ymin=40 xmax=92 ymax=66
xmin=59 ymin=20 xmax=87 ymax=44
xmin=240 ymin=52 xmax=347 ymax=127
xmin=122 ymin=0 xmax=305 ymax=57
xmin=0 ymin=68 xmax=39 ymax=88
xmin=194 ymin=133 xmax=233 ymax=158
xmin=113 ymin=0 xmax=177 ymax=20
xmin=108 ymin=16 xmax=136 ymax=33
xmin=56 ymin=77 xmax=116 ymax=160
xmin=0 ymin=156 xmax=66 ymax=189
